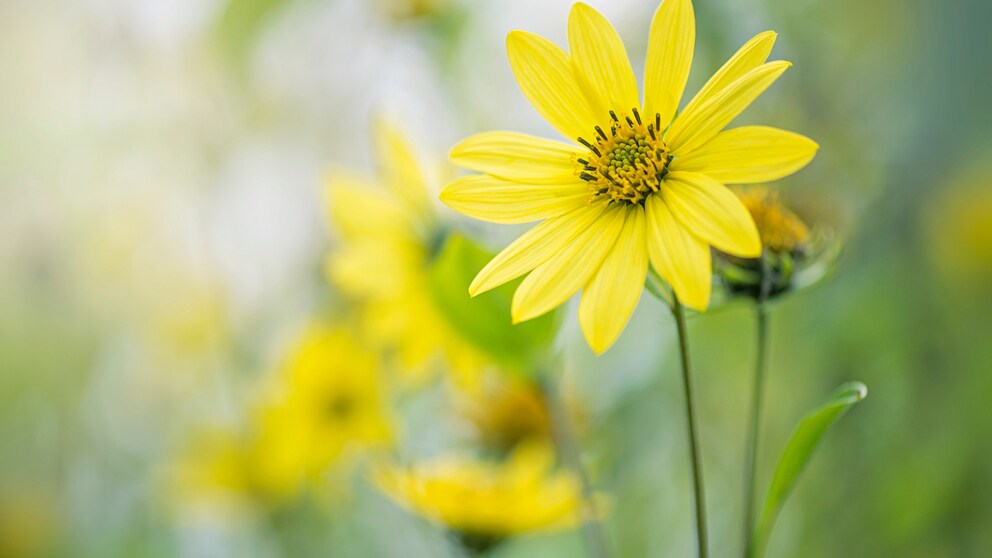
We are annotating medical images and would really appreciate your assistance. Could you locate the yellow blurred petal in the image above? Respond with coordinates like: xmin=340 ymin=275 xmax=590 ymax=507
xmin=679 ymin=31 xmax=777 ymax=122
xmin=667 ymin=61 xmax=791 ymax=156
xmin=324 ymin=172 xmax=410 ymax=239
xmin=470 ymin=202 xmax=610 ymax=296
xmin=326 ymin=247 xmax=410 ymax=298
xmin=567 ymin=3 xmax=640 ymax=115
xmin=373 ymin=119 xmax=432 ymax=216
xmin=670 ymin=126 xmax=818 ymax=183
xmin=643 ymin=0 xmax=695 ymax=126
xmin=440 ymin=175 xmax=588 ymax=224
xmin=507 ymin=30 xmax=599 ymax=142
xmin=645 ymin=195 xmax=712 ymax=311
xmin=449 ymin=131 xmax=579 ymax=183
xmin=578 ymin=205 xmax=647 ymax=354
xmin=511 ymin=205 xmax=626 ymax=323
xmin=663 ymin=171 xmax=761 ymax=257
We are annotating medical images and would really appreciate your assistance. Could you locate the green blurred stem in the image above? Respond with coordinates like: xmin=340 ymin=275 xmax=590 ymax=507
xmin=540 ymin=376 xmax=611 ymax=558
xmin=672 ymin=298 xmax=708 ymax=558
xmin=743 ymin=254 xmax=773 ymax=558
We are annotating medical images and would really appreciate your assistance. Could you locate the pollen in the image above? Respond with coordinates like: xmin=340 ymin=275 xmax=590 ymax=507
xmin=576 ymin=108 xmax=671 ymax=205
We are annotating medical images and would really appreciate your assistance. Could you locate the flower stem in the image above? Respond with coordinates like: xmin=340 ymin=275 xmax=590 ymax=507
xmin=743 ymin=254 xmax=773 ymax=558
xmin=541 ymin=376 xmax=611 ymax=558
xmin=672 ymin=298 xmax=708 ymax=558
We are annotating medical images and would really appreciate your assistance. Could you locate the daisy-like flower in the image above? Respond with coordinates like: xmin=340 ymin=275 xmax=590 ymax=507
xmin=326 ymin=120 xmax=490 ymax=386
xmin=374 ymin=443 xmax=597 ymax=551
xmin=441 ymin=0 xmax=818 ymax=353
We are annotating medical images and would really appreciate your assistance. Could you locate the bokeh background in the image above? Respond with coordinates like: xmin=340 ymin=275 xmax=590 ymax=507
xmin=2 ymin=0 xmax=991 ymax=556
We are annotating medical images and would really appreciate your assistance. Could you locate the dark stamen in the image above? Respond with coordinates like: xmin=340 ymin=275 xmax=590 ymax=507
xmin=609 ymin=110 xmax=620 ymax=123
xmin=595 ymin=126 xmax=609 ymax=141
xmin=577 ymin=137 xmax=601 ymax=157
xmin=632 ymin=107 xmax=642 ymax=125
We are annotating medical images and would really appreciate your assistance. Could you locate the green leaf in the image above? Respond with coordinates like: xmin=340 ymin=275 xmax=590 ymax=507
xmin=426 ymin=233 xmax=558 ymax=375
xmin=751 ymin=381 xmax=868 ymax=557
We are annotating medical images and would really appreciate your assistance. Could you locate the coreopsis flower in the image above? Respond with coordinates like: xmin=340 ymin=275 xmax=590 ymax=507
xmin=460 ymin=378 xmax=552 ymax=453
xmin=374 ymin=443 xmax=595 ymax=551
xmin=325 ymin=120 xmax=489 ymax=386
xmin=441 ymin=0 xmax=817 ymax=353
xmin=168 ymin=327 xmax=392 ymax=508
xmin=716 ymin=186 xmax=839 ymax=300
xmin=249 ymin=324 xmax=393 ymax=499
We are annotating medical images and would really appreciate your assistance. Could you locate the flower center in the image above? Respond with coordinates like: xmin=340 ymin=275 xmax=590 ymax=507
xmin=577 ymin=108 xmax=671 ymax=205
xmin=324 ymin=394 xmax=355 ymax=422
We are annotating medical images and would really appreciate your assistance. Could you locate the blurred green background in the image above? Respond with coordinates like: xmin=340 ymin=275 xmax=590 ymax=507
xmin=1 ymin=0 xmax=990 ymax=556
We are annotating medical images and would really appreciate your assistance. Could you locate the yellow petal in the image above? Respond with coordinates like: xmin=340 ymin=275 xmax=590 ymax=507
xmin=470 ymin=202 xmax=610 ymax=296
xmin=662 ymin=171 xmax=761 ymax=257
xmin=666 ymin=61 xmax=791 ymax=156
xmin=645 ymin=195 xmax=712 ymax=311
xmin=669 ymin=125 xmax=818 ymax=183
xmin=512 ymin=204 xmax=626 ymax=323
xmin=507 ymin=30 xmax=599 ymax=142
xmin=567 ymin=3 xmax=639 ymax=116
xmin=679 ymin=31 xmax=777 ymax=122
xmin=578 ymin=204 xmax=648 ymax=354
xmin=449 ymin=131 xmax=579 ymax=183
xmin=324 ymin=171 xmax=410 ymax=240
xmin=440 ymin=175 xmax=588 ymax=224
xmin=643 ymin=0 xmax=695 ymax=127
xmin=373 ymin=118 xmax=432 ymax=216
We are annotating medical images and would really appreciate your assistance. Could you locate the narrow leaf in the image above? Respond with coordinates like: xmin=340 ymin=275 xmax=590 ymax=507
xmin=751 ymin=381 xmax=868 ymax=557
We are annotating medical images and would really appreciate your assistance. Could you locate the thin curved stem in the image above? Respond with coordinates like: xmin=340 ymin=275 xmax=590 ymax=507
xmin=541 ymin=376 xmax=611 ymax=558
xmin=673 ymin=298 xmax=708 ymax=558
xmin=743 ymin=254 xmax=773 ymax=558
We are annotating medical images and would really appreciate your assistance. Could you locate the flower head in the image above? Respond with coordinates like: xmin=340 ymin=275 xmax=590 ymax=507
xmin=716 ymin=186 xmax=838 ymax=300
xmin=168 ymin=325 xmax=393 ymax=508
xmin=325 ymin=120 xmax=489 ymax=385
xmin=373 ymin=443 xmax=594 ymax=547
xmin=735 ymin=187 xmax=810 ymax=256
xmin=441 ymin=0 xmax=817 ymax=353
xmin=460 ymin=379 xmax=552 ymax=453
xmin=250 ymin=324 xmax=393 ymax=498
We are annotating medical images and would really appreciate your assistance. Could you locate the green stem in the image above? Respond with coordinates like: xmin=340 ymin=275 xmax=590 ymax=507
xmin=672 ymin=299 xmax=708 ymax=558
xmin=541 ymin=376 xmax=611 ymax=558
xmin=743 ymin=254 xmax=773 ymax=558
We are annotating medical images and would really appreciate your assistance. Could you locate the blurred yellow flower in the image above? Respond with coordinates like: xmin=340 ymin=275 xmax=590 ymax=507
xmin=734 ymin=187 xmax=810 ymax=255
xmin=374 ymin=443 xmax=594 ymax=545
xmin=325 ymin=120 xmax=488 ymax=386
xmin=441 ymin=0 xmax=817 ymax=353
xmin=460 ymin=378 xmax=552 ymax=453
xmin=169 ymin=428 xmax=256 ymax=511
xmin=250 ymin=323 xmax=393 ymax=499
xmin=925 ymin=168 xmax=992 ymax=287
xmin=172 ymin=323 xmax=394 ymax=508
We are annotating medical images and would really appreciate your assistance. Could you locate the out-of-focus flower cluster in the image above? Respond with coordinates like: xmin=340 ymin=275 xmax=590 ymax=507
xmin=168 ymin=120 xmax=590 ymax=553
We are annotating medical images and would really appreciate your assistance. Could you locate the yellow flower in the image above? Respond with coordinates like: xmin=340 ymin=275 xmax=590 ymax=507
xmin=441 ymin=0 xmax=818 ymax=353
xmin=374 ymin=443 xmax=592 ymax=543
xmin=734 ymin=186 xmax=810 ymax=255
xmin=460 ymin=378 xmax=552 ymax=452
xmin=325 ymin=120 xmax=488 ymax=386
xmin=250 ymin=324 xmax=393 ymax=499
